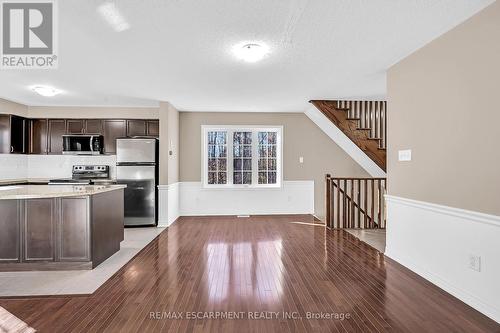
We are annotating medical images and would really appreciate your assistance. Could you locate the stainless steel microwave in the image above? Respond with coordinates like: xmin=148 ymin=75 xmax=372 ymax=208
xmin=62 ymin=135 xmax=104 ymax=155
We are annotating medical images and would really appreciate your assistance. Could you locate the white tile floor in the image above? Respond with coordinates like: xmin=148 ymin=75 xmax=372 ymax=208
xmin=345 ymin=229 xmax=386 ymax=253
xmin=0 ymin=227 xmax=165 ymax=297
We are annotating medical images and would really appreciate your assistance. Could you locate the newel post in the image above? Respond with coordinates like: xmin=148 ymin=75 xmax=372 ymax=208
xmin=325 ymin=174 xmax=331 ymax=228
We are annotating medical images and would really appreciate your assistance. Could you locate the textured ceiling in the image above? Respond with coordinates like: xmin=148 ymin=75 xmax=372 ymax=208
xmin=0 ymin=0 xmax=494 ymax=111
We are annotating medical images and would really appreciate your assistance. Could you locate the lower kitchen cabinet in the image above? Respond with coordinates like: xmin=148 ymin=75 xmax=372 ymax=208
xmin=0 ymin=201 xmax=21 ymax=263
xmin=24 ymin=199 xmax=55 ymax=262
xmin=59 ymin=197 xmax=90 ymax=261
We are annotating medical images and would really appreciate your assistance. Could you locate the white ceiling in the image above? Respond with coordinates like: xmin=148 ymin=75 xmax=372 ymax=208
xmin=0 ymin=0 xmax=494 ymax=112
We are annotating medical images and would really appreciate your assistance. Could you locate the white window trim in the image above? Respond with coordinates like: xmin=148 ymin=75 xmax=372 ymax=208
xmin=201 ymin=125 xmax=283 ymax=189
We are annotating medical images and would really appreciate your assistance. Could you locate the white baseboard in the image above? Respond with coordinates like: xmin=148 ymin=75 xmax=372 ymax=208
xmin=385 ymin=195 xmax=500 ymax=323
xmin=158 ymin=182 xmax=180 ymax=227
xmin=179 ymin=181 xmax=314 ymax=216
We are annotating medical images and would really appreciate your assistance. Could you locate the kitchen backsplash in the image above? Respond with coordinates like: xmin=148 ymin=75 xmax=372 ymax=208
xmin=0 ymin=154 xmax=117 ymax=180
xmin=0 ymin=154 xmax=28 ymax=179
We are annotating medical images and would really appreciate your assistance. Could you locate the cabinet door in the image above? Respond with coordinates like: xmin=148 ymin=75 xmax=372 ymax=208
xmin=66 ymin=119 xmax=85 ymax=134
xmin=48 ymin=119 xmax=66 ymax=154
xmin=146 ymin=120 xmax=159 ymax=137
xmin=0 ymin=114 xmax=11 ymax=153
xmin=30 ymin=119 xmax=48 ymax=154
xmin=59 ymin=197 xmax=90 ymax=261
xmin=85 ymin=119 xmax=103 ymax=134
xmin=10 ymin=115 xmax=28 ymax=153
xmin=0 ymin=200 xmax=21 ymax=262
xmin=103 ymin=120 xmax=126 ymax=154
xmin=127 ymin=120 xmax=146 ymax=137
xmin=24 ymin=199 xmax=55 ymax=262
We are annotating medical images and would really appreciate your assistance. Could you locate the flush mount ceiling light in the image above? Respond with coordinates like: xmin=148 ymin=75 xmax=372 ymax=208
xmin=97 ymin=1 xmax=130 ymax=32
xmin=31 ymin=85 xmax=62 ymax=97
xmin=232 ymin=42 xmax=270 ymax=63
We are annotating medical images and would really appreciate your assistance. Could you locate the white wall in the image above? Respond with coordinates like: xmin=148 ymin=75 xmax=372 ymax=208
xmin=385 ymin=196 xmax=500 ymax=323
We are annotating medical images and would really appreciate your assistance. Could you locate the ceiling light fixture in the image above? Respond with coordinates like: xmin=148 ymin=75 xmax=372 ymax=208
xmin=97 ymin=2 xmax=130 ymax=32
xmin=232 ymin=42 xmax=270 ymax=63
xmin=31 ymin=85 xmax=62 ymax=97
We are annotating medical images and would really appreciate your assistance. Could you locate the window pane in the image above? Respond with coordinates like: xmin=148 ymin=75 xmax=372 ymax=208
xmin=258 ymin=158 xmax=267 ymax=170
xmin=233 ymin=172 xmax=242 ymax=184
xmin=243 ymin=146 xmax=252 ymax=157
xmin=267 ymin=132 xmax=277 ymax=144
xmin=258 ymin=146 xmax=267 ymax=157
xmin=243 ymin=159 xmax=252 ymax=170
xmin=233 ymin=132 xmax=242 ymax=144
xmin=268 ymin=145 xmax=276 ymax=158
xmin=258 ymin=132 xmax=267 ymax=144
xmin=258 ymin=172 xmax=268 ymax=184
xmin=217 ymin=159 xmax=226 ymax=171
xmin=233 ymin=145 xmax=242 ymax=157
xmin=268 ymin=172 xmax=277 ymax=184
xmin=268 ymin=158 xmax=276 ymax=171
xmin=208 ymin=158 xmax=217 ymax=171
xmin=243 ymin=172 xmax=252 ymax=184
xmin=216 ymin=132 xmax=226 ymax=144
xmin=208 ymin=172 xmax=216 ymax=184
xmin=215 ymin=145 xmax=227 ymax=158
xmin=208 ymin=145 xmax=216 ymax=157
xmin=217 ymin=172 xmax=227 ymax=184
xmin=233 ymin=158 xmax=242 ymax=170
xmin=243 ymin=132 xmax=252 ymax=144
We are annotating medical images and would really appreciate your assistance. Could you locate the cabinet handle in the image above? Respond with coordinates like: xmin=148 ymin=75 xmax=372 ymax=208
xmin=11 ymin=146 xmax=14 ymax=153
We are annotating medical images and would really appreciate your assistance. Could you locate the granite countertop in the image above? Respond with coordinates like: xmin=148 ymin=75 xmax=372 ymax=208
xmin=0 ymin=184 xmax=126 ymax=200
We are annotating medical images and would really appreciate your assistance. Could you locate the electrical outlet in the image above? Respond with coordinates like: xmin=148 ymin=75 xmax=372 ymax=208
xmin=299 ymin=156 xmax=304 ymax=164
xmin=468 ymin=254 xmax=481 ymax=272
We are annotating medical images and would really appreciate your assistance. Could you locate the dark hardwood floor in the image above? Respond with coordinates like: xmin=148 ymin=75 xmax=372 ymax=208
xmin=0 ymin=215 xmax=498 ymax=332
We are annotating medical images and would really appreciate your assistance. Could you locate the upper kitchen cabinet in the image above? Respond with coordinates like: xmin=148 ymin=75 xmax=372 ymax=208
xmin=0 ymin=114 xmax=29 ymax=154
xmin=126 ymin=120 xmax=147 ymax=137
xmin=103 ymin=120 xmax=126 ymax=154
xmin=85 ymin=119 xmax=103 ymax=134
xmin=48 ymin=119 xmax=66 ymax=154
xmin=30 ymin=119 xmax=48 ymax=154
xmin=66 ymin=119 xmax=85 ymax=134
xmin=146 ymin=120 xmax=159 ymax=137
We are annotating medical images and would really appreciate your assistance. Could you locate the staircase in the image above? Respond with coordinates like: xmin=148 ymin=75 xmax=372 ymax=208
xmin=310 ymin=100 xmax=387 ymax=171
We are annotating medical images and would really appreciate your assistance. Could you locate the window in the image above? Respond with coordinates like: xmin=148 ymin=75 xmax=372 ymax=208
xmin=202 ymin=126 xmax=282 ymax=188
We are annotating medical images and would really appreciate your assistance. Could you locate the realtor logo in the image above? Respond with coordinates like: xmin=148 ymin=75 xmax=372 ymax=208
xmin=1 ymin=0 xmax=58 ymax=69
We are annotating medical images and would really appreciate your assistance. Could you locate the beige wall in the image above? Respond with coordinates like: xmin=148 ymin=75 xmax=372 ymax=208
xmin=0 ymin=98 xmax=28 ymax=117
xmin=28 ymin=106 xmax=159 ymax=119
xmin=387 ymin=1 xmax=500 ymax=215
xmin=158 ymin=102 xmax=179 ymax=185
xmin=179 ymin=112 xmax=369 ymax=218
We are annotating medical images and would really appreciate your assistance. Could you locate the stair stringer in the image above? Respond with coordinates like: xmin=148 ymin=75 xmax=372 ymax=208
xmin=305 ymin=106 xmax=386 ymax=177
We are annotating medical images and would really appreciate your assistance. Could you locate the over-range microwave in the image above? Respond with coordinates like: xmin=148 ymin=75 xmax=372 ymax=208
xmin=62 ymin=135 xmax=104 ymax=155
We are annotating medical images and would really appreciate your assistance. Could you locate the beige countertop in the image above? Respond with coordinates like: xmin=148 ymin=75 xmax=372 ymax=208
xmin=0 ymin=178 xmax=51 ymax=185
xmin=0 ymin=184 xmax=126 ymax=200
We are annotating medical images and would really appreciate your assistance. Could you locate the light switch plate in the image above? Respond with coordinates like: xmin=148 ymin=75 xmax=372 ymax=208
xmin=398 ymin=149 xmax=412 ymax=161
xmin=299 ymin=156 xmax=304 ymax=163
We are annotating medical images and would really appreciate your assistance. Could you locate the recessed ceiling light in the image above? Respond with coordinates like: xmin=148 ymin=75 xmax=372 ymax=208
xmin=31 ymin=85 xmax=62 ymax=97
xmin=232 ymin=42 xmax=270 ymax=63
xmin=97 ymin=2 xmax=130 ymax=32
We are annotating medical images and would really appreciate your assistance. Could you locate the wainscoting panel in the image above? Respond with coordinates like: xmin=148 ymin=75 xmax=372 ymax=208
xmin=158 ymin=183 xmax=180 ymax=227
xmin=179 ymin=181 xmax=314 ymax=216
xmin=385 ymin=195 xmax=500 ymax=323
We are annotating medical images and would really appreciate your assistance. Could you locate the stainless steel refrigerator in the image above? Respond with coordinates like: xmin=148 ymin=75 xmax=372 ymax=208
xmin=116 ymin=138 xmax=158 ymax=226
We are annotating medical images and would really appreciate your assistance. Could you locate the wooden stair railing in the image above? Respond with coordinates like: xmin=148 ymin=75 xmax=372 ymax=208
xmin=325 ymin=174 xmax=387 ymax=229
xmin=310 ymin=100 xmax=387 ymax=171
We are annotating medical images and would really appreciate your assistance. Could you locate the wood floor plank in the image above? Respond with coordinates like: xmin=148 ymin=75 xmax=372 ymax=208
xmin=0 ymin=215 xmax=498 ymax=333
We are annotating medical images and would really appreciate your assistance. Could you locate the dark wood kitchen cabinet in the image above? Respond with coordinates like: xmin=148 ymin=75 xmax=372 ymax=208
xmin=66 ymin=119 xmax=85 ymax=134
xmin=85 ymin=119 xmax=103 ymax=134
xmin=103 ymin=120 xmax=126 ymax=154
xmin=146 ymin=120 xmax=159 ymax=137
xmin=0 ymin=114 xmax=29 ymax=153
xmin=126 ymin=120 xmax=147 ymax=137
xmin=24 ymin=199 xmax=56 ymax=262
xmin=48 ymin=119 xmax=66 ymax=154
xmin=30 ymin=119 xmax=48 ymax=154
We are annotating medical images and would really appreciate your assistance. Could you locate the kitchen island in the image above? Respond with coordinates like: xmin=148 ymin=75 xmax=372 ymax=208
xmin=0 ymin=184 xmax=125 ymax=271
